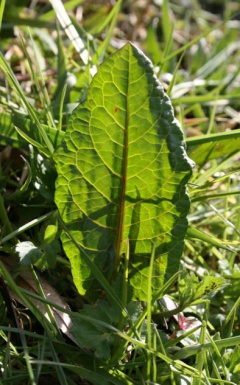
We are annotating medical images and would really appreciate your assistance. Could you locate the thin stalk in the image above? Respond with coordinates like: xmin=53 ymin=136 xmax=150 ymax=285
xmin=0 ymin=194 xmax=14 ymax=241
xmin=30 ymin=266 xmax=57 ymax=327
xmin=0 ymin=211 xmax=55 ymax=245
xmin=193 ymin=320 xmax=207 ymax=385
xmin=146 ymin=241 xmax=156 ymax=382
xmin=223 ymin=296 xmax=240 ymax=336
xmin=173 ymin=335 xmax=240 ymax=360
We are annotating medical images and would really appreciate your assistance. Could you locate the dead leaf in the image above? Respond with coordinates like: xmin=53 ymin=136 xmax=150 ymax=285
xmin=1 ymin=256 xmax=79 ymax=345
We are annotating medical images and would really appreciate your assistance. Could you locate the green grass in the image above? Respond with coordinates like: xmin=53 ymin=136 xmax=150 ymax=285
xmin=0 ymin=1 xmax=240 ymax=384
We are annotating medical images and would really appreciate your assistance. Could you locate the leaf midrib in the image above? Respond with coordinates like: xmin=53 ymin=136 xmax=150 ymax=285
xmin=114 ymin=46 xmax=131 ymax=275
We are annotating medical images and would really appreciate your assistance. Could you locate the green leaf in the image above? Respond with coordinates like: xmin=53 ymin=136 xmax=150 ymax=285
xmin=54 ymin=42 xmax=193 ymax=301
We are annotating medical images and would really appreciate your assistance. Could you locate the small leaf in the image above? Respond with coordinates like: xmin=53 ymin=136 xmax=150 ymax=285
xmin=179 ymin=270 xmax=227 ymax=306
xmin=54 ymin=42 xmax=194 ymax=301
xmin=43 ymin=224 xmax=58 ymax=244
xmin=70 ymin=297 xmax=141 ymax=360
xmin=71 ymin=301 xmax=115 ymax=360
xmin=194 ymin=275 xmax=227 ymax=299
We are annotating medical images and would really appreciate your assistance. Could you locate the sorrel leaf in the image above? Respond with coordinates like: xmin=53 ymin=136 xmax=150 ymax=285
xmin=54 ymin=42 xmax=194 ymax=301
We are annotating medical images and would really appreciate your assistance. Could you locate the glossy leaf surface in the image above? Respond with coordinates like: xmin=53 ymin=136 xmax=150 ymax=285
xmin=54 ymin=43 xmax=193 ymax=300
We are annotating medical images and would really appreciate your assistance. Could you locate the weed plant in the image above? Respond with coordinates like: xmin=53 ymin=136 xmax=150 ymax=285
xmin=0 ymin=1 xmax=240 ymax=384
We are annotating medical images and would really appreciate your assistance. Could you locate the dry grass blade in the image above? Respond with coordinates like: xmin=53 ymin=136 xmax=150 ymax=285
xmin=49 ymin=0 xmax=89 ymax=65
